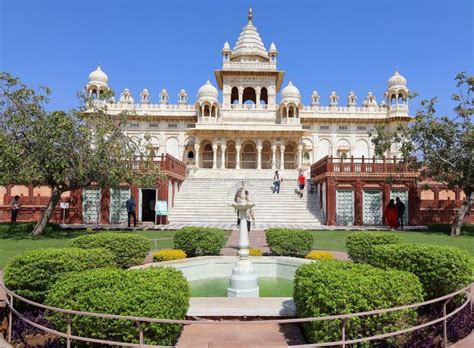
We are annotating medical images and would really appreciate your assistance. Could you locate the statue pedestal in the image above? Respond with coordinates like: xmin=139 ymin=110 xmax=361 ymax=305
xmin=228 ymin=202 xmax=259 ymax=298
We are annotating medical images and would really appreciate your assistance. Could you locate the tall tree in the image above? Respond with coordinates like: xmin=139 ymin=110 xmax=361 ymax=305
xmin=370 ymin=72 xmax=473 ymax=236
xmin=0 ymin=73 xmax=160 ymax=235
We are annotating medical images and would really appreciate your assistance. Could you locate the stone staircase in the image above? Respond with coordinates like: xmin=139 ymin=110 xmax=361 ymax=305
xmin=168 ymin=171 xmax=324 ymax=225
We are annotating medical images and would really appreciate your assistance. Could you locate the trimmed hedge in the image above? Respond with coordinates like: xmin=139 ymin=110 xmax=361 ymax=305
xmin=346 ymin=232 xmax=402 ymax=263
xmin=368 ymin=243 xmax=473 ymax=299
xmin=67 ymin=232 xmax=150 ymax=268
xmin=45 ymin=267 xmax=190 ymax=346
xmin=294 ymin=261 xmax=423 ymax=344
xmin=266 ymin=228 xmax=313 ymax=257
xmin=153 ymin=249 xmax=187 ymax=262
xmin=305 ymin=250 xmax=335 ymax=261
xmin=3 ymin=248 xmax=115 ymax=302
xmin=174 ymin=227 xmax=225 ymax=257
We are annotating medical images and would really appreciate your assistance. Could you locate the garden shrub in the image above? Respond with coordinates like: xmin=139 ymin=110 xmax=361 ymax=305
xmin=305 ymin=250 xmax=335 ymax=260
xmin=174 ymin=227 xmax=225 ymax=257
xmin=153 ymin=249 xmax=187 ymax=262
xmin=67 ymin=232 xmax=150 ymax=268
xmin=294 ymin=261 xmax=423 ymax=344
xmin=346 ymin=231 xmax=402 ymax=263
xmin=368 ymin=243 xmax=473 ymax=299
xmin=3 ymin=248 xmax=115 ymax=302
xmin=249 ymin=248 xmax=263 ymax=256
xmin=45 ymin=267 xmax=190 ymax=346
xmin=266 ymin=228 xmax=313 ymax=257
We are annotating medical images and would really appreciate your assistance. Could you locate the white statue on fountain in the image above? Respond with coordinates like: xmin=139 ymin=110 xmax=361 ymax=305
xmin=228 ymin=182 xmax=259 ymax=297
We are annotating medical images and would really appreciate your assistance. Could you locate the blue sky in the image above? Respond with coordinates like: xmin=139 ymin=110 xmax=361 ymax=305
xmin=1 ymin=0 xmax=472 ymax=115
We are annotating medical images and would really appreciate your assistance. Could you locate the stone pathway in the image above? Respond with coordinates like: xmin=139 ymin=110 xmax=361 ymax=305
xmin=59 ymin=222 xmax=428 ymax=231
xmin=176 ymin=322 xmax=306 ymax=348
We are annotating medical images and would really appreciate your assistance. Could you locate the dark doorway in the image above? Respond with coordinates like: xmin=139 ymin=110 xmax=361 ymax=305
xmin=141 ymin=189 xmax=156 ymax=222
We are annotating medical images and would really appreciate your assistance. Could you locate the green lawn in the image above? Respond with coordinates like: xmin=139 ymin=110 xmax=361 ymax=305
xmin=1 ymin=222 xmax=472 ymax=269
xmin=0 ymin=223 xmax=233 ymax=269
xmin=311 ymin=227 xmax=474 ymax=256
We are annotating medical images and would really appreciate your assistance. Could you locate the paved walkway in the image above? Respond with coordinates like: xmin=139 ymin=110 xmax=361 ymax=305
xmin=59 ymin=222 xmax=428 ymax=231
xmin=176 ymin=322 xmax=306 ymax=348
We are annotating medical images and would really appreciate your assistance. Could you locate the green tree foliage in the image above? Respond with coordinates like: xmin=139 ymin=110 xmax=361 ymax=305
xmin=0 ymin=73 xmax=161 ymax=235
xmin=370 ymin=73 xmax=473 ymax=236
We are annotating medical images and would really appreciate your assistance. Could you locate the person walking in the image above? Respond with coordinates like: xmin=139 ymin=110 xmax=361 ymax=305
xmin=385 ymin=199 xmax=398 ymax=230
xmin=126 ymin=197 xmax=137 ymax=228
xmin=273 ymin=170 xmax=281 ymax=194
xmin=396 ymin=197 xmax=405 ymax=229
xmin=297 ymin=172 xmax=305 ymax=198
xmin=10 ymin=195 xmax=21 ymax=222
xmin=244 ymin=190 xmax=255 ymax=232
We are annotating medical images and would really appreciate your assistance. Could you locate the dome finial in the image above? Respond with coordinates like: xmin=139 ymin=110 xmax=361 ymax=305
xmin=248 ymin=7 xmax=253 ymax=22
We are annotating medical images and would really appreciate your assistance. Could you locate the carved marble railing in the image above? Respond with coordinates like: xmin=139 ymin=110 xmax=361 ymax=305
xmin=222 ymin=61 xmax=277 ymax=71
xmin=230 ymin=104 xmax=268 ymax=110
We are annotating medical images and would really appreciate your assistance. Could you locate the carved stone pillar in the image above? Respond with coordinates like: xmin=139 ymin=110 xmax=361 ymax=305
xmin=297 ymin=145 xmax=303 ymax=169
xmin=354 ymin=180 xmax=363 ymax=225
xmin=238 ymin=87 xmax=243 ymax=105
xmin=212 ymin=144 xmax=218 ymax=169
xmin=257 ymin=145 xmax=263 ymax=170
xmin=280 ymin=145 xmax=285 ymax=170
xmin=194 ymin=145 xmax=200 ymax=169
xmin=235 ymin=145 xmax=241 ymax=169
xmin=271 ymin=145 xmax=277 ymax=170
xmin=221 ymin=145 xmax=226 ymax=169
xmin=256 ymin=87 xmax=261 ymax=106
xmin=326 ymin=177 xmax=336 ymax=225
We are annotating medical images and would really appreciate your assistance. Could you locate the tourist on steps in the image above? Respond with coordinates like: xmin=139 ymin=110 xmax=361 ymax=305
xmin=273 ymin=170 xmax=281 ymax=194
xmin=385 ymin=199 xmax=398 ymax=230
xmin=298 ymin=172 xmax=305 ymax=199
xmin=126 ymin=197 xmax=137 ymax=228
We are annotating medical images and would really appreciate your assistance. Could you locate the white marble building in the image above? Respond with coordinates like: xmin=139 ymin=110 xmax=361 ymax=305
xmin=84 ymin=9 xmax=410 ymax=174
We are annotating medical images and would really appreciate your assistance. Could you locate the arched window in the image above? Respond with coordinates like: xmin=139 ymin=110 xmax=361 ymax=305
xmin=187 ymin=151 xmax=194 ymax=159
xmin=284 ymin=144 xmax=296 ymax=169
xmin=204 ymin=105 xmax=210 ymax=116
xmin=243 ymin=87 xmax=256 ymax=104
xmin=398 ymin=93 xmax=404 ymax=104
xmin=260 ymin=87 xmax=268 ymax=105
xmin=391 ymin=94 xmax=397 ymax=105
xmin=231 ymin=87 xmax=239 ymax=104
xmin=288 ymin=106 xmax=294 ymax=117
xmin=202 ymin=143 xmax=213 ymax=168
xmin=241 ymin=143 xmax=257 ymax=169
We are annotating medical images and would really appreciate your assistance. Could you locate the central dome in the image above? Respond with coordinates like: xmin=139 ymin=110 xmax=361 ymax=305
xmin=231 ymin=8 xmax=268 ymax=61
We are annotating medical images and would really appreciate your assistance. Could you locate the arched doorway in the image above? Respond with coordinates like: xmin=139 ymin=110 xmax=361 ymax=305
xmin=284 ymin=144 xmax=296 ymax=169
xmin=241 ymin=143 xmax=257 ymax=169
xmin=261 ymin=141 xmax=272 ymax=169
xmin=202 ymin=143 xmax=213 ymax=168
xmin=243 ymin=87 xmax=256 ymax=104
xmin=226 ymin=143 xmax=236 ymax=169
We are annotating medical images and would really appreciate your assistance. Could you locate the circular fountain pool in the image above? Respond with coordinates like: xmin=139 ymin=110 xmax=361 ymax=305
xmin=133 ymin=256 xmax=311 ymax=297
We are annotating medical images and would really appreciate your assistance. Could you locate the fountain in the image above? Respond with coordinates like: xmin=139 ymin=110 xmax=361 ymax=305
xmin=227 ymin=183 xmax=259 ymax=297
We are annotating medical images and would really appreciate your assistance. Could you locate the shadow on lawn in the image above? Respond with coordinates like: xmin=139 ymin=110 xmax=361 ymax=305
xmin=0 ymin=222 xmax=83 ymax=240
